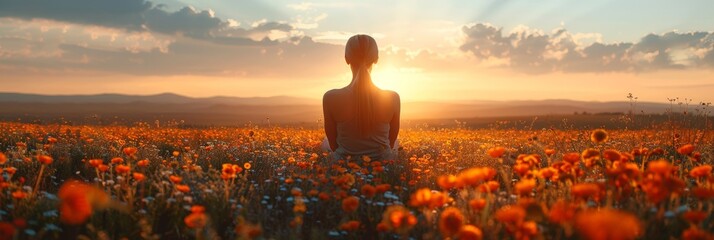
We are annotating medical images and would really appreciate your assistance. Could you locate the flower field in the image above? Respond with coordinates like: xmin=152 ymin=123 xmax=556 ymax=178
xmin=0 ymin=121 xmax=712 ymax=240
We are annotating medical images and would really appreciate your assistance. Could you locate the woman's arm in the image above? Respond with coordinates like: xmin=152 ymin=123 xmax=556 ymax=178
xmin=389 ymin=91 xmax=400 ymax=149
xmin=323 ymin=91 xmax=338 ymax=151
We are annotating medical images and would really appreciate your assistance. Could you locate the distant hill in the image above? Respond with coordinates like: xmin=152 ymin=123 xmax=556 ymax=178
xmin=0 ymin=92 xmax=319 ymax=105
xmin=0 ymin=92 xmax=677 ymax=126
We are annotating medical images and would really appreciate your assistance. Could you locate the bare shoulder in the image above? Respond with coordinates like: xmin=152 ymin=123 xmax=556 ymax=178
xmin=384 ymin=90 xmax=400 ymax=102
xmin=323 ymin=89 xmax=342 ymax=101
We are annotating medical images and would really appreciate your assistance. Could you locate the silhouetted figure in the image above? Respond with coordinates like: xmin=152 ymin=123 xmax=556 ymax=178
xmin=321 ymin=34 xmax=400 ymax=161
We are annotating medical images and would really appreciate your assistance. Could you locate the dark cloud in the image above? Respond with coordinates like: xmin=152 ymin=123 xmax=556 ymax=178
xmin=460 ymin=23 xmax=714 ymax=73
xmin=0 ymin=0 xmax=292 ymax=45
xmin=144 ymin=7 xmax=224 ymax=37
xmin=0 ymin=0 xmax=151 ymax=30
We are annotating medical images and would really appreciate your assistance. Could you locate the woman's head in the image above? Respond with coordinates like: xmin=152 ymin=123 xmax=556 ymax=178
xmin=345 ymin=34 xmax=378 ymax=67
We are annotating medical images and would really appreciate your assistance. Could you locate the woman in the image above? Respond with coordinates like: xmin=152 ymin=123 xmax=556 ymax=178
xmin=321 ymin=34 xmax=400 ymax=161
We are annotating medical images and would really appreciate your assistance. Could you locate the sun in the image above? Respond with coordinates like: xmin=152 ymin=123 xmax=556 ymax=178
xmin=370 ymin=65 xmax=421 ymax=100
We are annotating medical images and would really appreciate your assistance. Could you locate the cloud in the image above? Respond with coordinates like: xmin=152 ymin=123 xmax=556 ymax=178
xmin=0 ymin=0 xmax=293 ymax=45
xmin=287 ymin=2 xmax=315 ymax=11
xmin=0 ymin=0 xmax=329 ymax=77
xmin=0 ymin=30 xmax=345 ymax=77
xmin=460 ymin=23 xmax=714 ymax=73
xmin=144 ymin=6 xmax=224 ymax=37
xmin=0 ymin=0 xmax=151 ymax=30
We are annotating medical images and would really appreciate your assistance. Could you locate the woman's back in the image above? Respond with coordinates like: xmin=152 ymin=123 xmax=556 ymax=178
xmin=323 ymin=88 xmax=399 ymax=160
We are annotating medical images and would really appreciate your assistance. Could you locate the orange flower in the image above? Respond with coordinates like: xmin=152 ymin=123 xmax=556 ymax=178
xmin=478 ymin=181 xmax=500 ymax=193
xmin=439 ymin=207 xmax=465 ymax=238
xmin=122 ymin=147 xmax=138 ymax=156
xmin=495 ymin=205 xmax=526 ymax=225
xmin=469 ymin=198 xmax=487 ymax=211
xmin=602 ymin=149 xmax=621 ymax=161
xmin=176 ymin=184 xmax=190 ymax=193
xmin=191 ymin=205 xmax=206 ymax=213
xmin=487 ymin=146 xmax=506 ymax=158
xmin=376 ymin=222 xmax=389 ymax=232
xmin=544 ymin=148 xmax=556 ymax=157
xmin=341 ymin=196 xmax=359 ymax=212
xmin=581 ymin=149 xmax=601 ymax=167
xmin=339 ymin=220 xmax=360 ymax=231
xmin=548 ymin=200 xmax=577 ymax=224
xmin=12 ymin=190 xmax=27 ymax=199
xmin=691 ymin=187 xmax=714 ymax=200
xmin=562 ymin=152 xmax=580 ymax=164
xmin=513 ymin=163 xmax=531 ymax=177
xmin=571 ymin=183 xmax=603 ymax=202
xmin=0 ymin=152 xmax=7 ymax=165
xmin=458 ymin=167 xmax=497 ymax=187
xmin=514 ymin=179 xmax=536 ymax=196
xmin=690 ymin=165 xmax=712 ymax=178
xmin=4 ymin=167 xmax=17 ymax=175
xmin=641 ymin=169 xmax=685 ymax=203
xmin=115 ymin=164 xmax=131 ymax=174
xmin=318 ymin=192 xmax=331 ymax=201
xmin=137 ymin=159 xmax=149 ymax=167
xmin=98 ymin=164 xmax=109 ymax=172
xmin=88 ymin=159 xmax=103 ymax=168
xmin=409 ymin=188 xmax=448 ymax=209
xmin=184 ymin=212 xmax=208 ymax=229
xmin=457 ymin=225 xmax=483 ymax=240
xmin=290 ymin=188 xmax=302 ymax=197
xmin=539 ymin=167 xmax=558 ymax=180
xmin=293 ymin=203 xmax=306 ymax=213
xmin=575 ymin=209 xmax=641 ymax=240
xmin=235 ymin=217 xmax=262 ymax=239
xmin=590 ymin=129 xmax=608 ymax=143
xmin=677 ymin=144 xmax=695 ymax=155
xmin=110 ymin=157 xmax=124 ymax=164
xmin=58 ymin=180 xmax=110 ymax=225
xmin=172 ymin=151 xmax=180 ymax=157
xmin=243 ymin=162 xmax=252 ymax=170
xmin=37 ymin=155 xmax=53 ymax=164
xmin=132 ymin=173 xmax=146 ymax=182
xmin=681 ymin=227 xmax=714 ymax=240
xmin=222 ymin=163 xmax=241 ymax=179
xmin=647 ymin=160 xmax=675 ymax=176
xmin=437 ymin=174 xmax=458 ymax=190
xmin=517 ymin=221 xmax=539 ymax=239
xmin=170 ymin=175 xmax=183 ymax=184
xmin=361 ymin=184 xmax=376 ymax=198
xmin=375 ymin=184 xmax=391 ymax=193
xmin=380 ymin=205 xmax=417 ymax=234
xmin=682 ymin=211 xmax=708 ymax=225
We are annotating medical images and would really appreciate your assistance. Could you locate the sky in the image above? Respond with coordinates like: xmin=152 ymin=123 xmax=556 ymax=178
xmin=1 ymin=0 xmax=713 ymax=103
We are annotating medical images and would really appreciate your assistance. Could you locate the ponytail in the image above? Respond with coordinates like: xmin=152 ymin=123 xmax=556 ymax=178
xmin=353 ymin=63 xmax=374 ymax=138
xmin=344 ymin=34 xmax=379 ymax=138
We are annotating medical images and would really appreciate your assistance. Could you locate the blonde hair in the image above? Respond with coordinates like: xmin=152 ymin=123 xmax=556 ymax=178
xmin=345 ymin=34 xmax=379 ymax=137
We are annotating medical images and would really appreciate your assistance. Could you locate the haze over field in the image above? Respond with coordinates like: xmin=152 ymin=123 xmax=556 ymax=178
xmin=0 ymin=92 xmax=687 ymax=126
xmin=1 ymin=0 xmax=713 ymax=104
